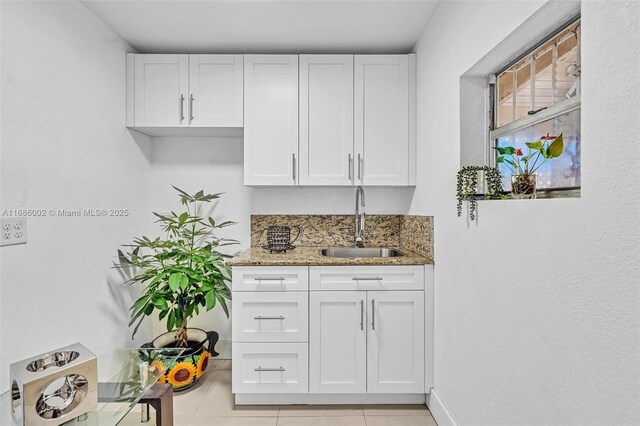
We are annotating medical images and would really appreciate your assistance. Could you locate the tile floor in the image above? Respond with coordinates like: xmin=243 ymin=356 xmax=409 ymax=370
xmin=120 ymin=359 xmax=437 ymax=426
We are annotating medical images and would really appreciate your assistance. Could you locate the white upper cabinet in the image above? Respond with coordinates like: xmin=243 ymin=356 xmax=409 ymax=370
xmin=244 ymin=55 xmax=299 ymax=186
xmin=126 ymin=53 xmax=416 ymax=186
xmin=133 ymin=54 xmax=189 ymax=127
xmin=188 ymin=55 xmax=243 ymax=127
xmin=128 ymin=54 xmax=243 ymax=134
xmin=355 ymin=55 xmax=415 ymax=186
xmin=299 ymin=55 xmax=354 ymax=186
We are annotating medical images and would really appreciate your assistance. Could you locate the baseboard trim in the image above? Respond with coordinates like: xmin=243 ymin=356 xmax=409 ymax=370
xmin=235 ymin=393 xmax=426 ymax=405
xmin=426 ymin=389 xmax=457 ymax=426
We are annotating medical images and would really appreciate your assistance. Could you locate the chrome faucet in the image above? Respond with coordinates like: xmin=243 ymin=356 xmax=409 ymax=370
xmin=354 ymin=186 xmax=365 ymax=247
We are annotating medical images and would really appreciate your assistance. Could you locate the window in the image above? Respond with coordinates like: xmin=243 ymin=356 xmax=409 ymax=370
xmin=490 ymin=18 xmax=581 ymax=194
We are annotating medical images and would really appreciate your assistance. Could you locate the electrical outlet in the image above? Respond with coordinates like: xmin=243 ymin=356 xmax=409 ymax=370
xmin=0 ymin=217 xmax=27 ymax=246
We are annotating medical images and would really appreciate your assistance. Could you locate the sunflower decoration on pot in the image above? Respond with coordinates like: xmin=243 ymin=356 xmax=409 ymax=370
xmin=167 ymin=361 xmax=197 ymax=388
xmin=196 ymin=350 xmax=210 ymax=379
xmin=158 ymin=349 xmax=211 ymax=389
xmin=118 ymin=187 xmax=235 ymax=391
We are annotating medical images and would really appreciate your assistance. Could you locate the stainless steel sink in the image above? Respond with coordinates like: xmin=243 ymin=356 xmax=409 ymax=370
xmin=319 ymin=248 xmax=406 ymax=258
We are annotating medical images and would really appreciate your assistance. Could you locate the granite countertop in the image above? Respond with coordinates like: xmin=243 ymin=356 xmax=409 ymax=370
xmin=228 ymin=246 xmax=433 ymax=266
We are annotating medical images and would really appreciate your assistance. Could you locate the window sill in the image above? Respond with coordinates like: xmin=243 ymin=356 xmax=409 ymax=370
xmin=465 ymin=187 xmax=581 ymax=200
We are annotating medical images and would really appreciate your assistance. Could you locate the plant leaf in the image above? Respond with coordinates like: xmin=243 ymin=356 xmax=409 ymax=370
xmin=547 ymin=133 xmax=564 ymax=158
xmin=205 ymin=290 xmax=216 ymax=310
xmin=151 ymin=297 xmax=168 ymax=310
xmin=499 ymin=146 xmax=515 ymax=155
xmin=216 ymin=293 xmax=230 ymax=318
xmin=168 ymin=272 xmax=181 ymax=292
xmin=128 ymin=307 xmax=146 ymax=326
xmin=144 ymin=304 xmax=154 ymax=315
xmin=130 ymin=296 xmax=148 ymax=312
xmin=526 ymin=141 xmax=543 ymax=151
xmin=180 ymin=274 xmax=189 ymax=291
xmin=167 ymin=310 xmax=175 ymax=332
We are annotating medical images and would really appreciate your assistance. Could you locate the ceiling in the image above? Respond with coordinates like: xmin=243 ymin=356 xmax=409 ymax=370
xmin=81 ymin=0 xmax=440 ymax=54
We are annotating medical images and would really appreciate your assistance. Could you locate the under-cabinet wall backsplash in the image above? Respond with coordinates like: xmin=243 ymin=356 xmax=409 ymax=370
xmin=250 ymin=215 xmax=433 ymax=259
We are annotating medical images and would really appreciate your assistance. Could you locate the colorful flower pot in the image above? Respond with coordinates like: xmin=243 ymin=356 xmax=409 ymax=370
xmin=143 ymin=328 xmax=219 ymax=391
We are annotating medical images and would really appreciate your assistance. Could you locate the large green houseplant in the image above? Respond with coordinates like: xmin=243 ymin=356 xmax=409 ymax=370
xmin=118 ymin=187 xmax=236 ymax=348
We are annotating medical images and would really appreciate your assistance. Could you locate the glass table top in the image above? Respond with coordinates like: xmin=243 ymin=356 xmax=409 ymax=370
xmin=1 ymin=347 xmax=184 ymax=426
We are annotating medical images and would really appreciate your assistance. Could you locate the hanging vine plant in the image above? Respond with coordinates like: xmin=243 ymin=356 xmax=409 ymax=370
xmin=456 ymin=166 xmax=503 ymax=221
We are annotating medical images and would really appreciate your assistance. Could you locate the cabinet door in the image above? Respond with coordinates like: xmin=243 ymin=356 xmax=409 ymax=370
xmin=188 ymin=55 xmax=243 ymax=127
xmin=367 ymin=291 xmax=424 ymax=393
xmin=299 ymin=55 xmax=354 ymax=186
xmin=244 ymin=55 xmax=299 ymax=186
xmin=309 ymin=291 xmax=367 ymax=393
xmin=134 ymin=54 xmax=189 ymax=127
xmin=354 ymin=55 xmax=409 ymax=186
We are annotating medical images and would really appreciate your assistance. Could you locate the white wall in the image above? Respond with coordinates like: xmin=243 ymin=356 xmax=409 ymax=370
xmin=149 ymin=136 xmax=250 ymax=358
xmin=149 ymin=136 xmax=415 ymax=356
xmin=0 ymin=1 xmax=154 ymax=390
xmin=412 ymin=1 xmax=640 ymax=424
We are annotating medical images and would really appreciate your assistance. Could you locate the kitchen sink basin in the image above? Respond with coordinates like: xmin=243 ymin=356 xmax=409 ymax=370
xmin=319 ymin=248 xmax=406 ymax=258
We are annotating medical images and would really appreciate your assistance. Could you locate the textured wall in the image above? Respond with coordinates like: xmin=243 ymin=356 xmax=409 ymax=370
xmin=0 ymin=1 xmax=154 ymax=391
xmin=412 ymin=1 xmax=640 ymax=424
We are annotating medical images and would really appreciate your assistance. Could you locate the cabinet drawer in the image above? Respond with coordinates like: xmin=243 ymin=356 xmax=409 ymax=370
xmin=232 ymin=343 xmax=308 ymax=394
xmin=310 ymin=265 xmax=424 ymax=291
xmin=232 ymin=266 xmax=308 ymax=291
xmin=232 ymin=292 xmax=308 ymax=343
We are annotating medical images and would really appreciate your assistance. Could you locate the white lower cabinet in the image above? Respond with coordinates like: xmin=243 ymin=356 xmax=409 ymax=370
xmin=232 ymin=291 xmax=308 ymax=343
xmin=232 ymin=266 xmax=308 ymax=292
xmin=309 ymin=291 xmax=367 ymax=393
xmin=367 ymin=291 xmax=424 ymax=393
xmin=232 ymin=265 xmax=428 ymax=402
xmin=231 ymin=265 xmax=309 ymax=395
xmin=309 ymin=290 xmax=424 ymax=394
xmin=232 ymin=342 xmax=308 ymax=393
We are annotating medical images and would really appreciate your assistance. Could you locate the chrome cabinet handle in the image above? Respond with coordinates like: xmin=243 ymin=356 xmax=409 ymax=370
xmin=254 ymin=277 xmax=285 ymax=281
xmin=254 ymin=316 xmax=285 ymax=320
xmin=189 ymin=94 xmax=195 ymax=121
xmin=292 ymin=153 xmax=297 ymax=182
xmin=179 ymin=94 xmax=185 ymax=122
xmin=357 ymin=154 xmax=362 ymax=180
xmin=360 ymin=300 xmax=364 ymax=331
xmin=371 ymin=299 xmax=375 ymax=330
xmin=348 ymin=154 xmax=353 ymax=181
xmin=255 ymin=366 xmax=285 ymax=372
xmin=352 ymin=277 xmax=383 ymax=281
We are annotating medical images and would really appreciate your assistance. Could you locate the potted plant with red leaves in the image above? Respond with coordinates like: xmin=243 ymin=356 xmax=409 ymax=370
xmin=495 ymin=133 xmax=564 ymax=199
